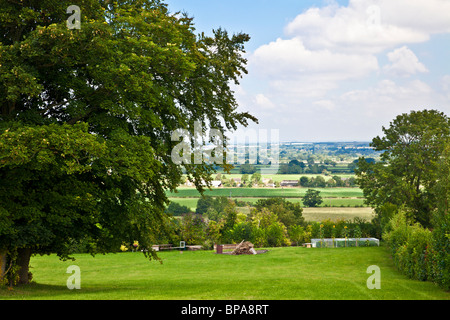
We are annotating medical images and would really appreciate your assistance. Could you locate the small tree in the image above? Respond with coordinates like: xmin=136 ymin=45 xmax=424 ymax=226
xmin=165 ymin=202 xmax=191 ymax=216
xmin=302 ymin=189 xmax=323 ymax=207
xmin=299 ymin=176 xmax=310 ymax=187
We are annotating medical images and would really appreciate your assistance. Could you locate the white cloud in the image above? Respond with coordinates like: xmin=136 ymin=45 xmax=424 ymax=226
xmin=380 ymin=0 xmax=450 ymax=34
xmin=238 ymin=0 xmax=450 ymax=141
xmin=313 ymin=99 xmax=336 ymax=111
xmin=383 ymin=46 xmax=428 ymax=77
xmin=254 ymin=93 xmax=275 ymax=110
xmin=284 ymin=0 xmax=450 ymax=54
xmin=339 ymin=79 xmax=435 ymax=119
xmin=252 ymin=37 xmax=378 ymax=79
xmin=249 ymin=37 xmax=379 ymax=101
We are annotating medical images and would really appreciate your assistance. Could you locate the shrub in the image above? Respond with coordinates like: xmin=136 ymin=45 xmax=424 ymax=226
xmin=428 ymin=212 xmax=450 ymax=290
xmin=384 ymin=210 xmax=433 ymax=282
xmin=265 ymin=222 xmax=291 ymax=247
xmin=228 ymin=222 xmax=253 ymax=244
xmin=289 ymin=225 xmax=312 ymax=246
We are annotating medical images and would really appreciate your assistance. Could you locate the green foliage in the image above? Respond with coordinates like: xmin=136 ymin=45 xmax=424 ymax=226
xmin=302 ymin=189 xmax=323 ymax=207
xmin=246 ymin=208 xmax=290 ymax=247
xmin=179 ymin=213 xmax=206 ymax=245
xmin=356 ymin=109 xmax=450 ymax=228
xmin=0 ymin=0 xmax=256 ymax=284
xmin=196 ymin=196 xmax=231 ymax=217
xmin=383 ymin=209 xmax=449 ymax=289
xmin=384 ymin=211 xmax=432 ymax=281
xmin=429 ymin=213 xmax=450 ymax=290
xmin=165 ymin=202 xmax=191 ymax=216
xmin=254 ymin=198 xmax=305 ymax=228
xmin=309 ymin=218 xmax=376 ymax=240
xmin=288 ymin=225 xmax=311 ymax=246
xmin=360 ymin=111 xmax=450 ymax=290
xmin=239 ymin=164 xmax=257 ymax=174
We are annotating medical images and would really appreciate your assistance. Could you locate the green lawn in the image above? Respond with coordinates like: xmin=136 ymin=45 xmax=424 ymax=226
xmin=2 ymin=247 xmax=448 ymax=300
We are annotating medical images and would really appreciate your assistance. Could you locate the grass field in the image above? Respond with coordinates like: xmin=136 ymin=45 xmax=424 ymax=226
xmin=168 ymin=186 xmax=370 ymax=221
xmin=1 ymin=247 xmax=448 ymax=300
xmin=167 ymin=187 xmax=364 ymax=199
xmin=216 ymin=173 xmax=356 ymax=182
xmin=169 ymin=198 xmax=372 ymax=221
xmin=170 ymin=197 xmax=366 ymax=210
xmin=301 ymin=207 xmax=374 ymax=222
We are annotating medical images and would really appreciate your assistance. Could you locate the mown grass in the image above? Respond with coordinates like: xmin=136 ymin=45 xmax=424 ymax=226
xmin=1 ymin=247 xmax=448 ymax=300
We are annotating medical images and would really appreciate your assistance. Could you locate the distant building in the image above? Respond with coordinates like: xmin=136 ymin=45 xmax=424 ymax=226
xmin=280 ymin=180 xmax=299 ymax=187
xmin=211 ymin=180 xmax=222 ymax=188
xmin=262 ymin=178 xmax=275 ymax=188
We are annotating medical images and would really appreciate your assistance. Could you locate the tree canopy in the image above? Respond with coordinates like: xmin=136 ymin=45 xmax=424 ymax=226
xmin=302 ymin=189 xmax=323 ymax=208
xmin=0 ymin=0 xmax=256 ymax=284
xmin=356 ymin=109 xmax=450 ymax=228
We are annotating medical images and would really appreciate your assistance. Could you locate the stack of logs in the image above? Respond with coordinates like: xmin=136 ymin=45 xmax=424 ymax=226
xmin=231 ymin=240 xmax=257 ymax=255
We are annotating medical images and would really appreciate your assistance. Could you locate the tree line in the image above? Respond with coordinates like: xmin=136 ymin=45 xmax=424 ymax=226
xmin=356 ymin=109 xmax=450 ymax=290
xmin=160 ymin=196 xmax=378 ymax=249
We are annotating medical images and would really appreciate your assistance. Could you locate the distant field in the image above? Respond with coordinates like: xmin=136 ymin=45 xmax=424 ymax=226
xmin=167 ymin=187 xmax=364 ymax=199
xmin=215 ymin=173 xmax=356 ymax=182
xmin=302 ymin=207 xmax=374 ymax=222
xmin=169 ymin=197 xmax=367 ymax=211
xmin=169 ymin=198 xmax=372 ymax=221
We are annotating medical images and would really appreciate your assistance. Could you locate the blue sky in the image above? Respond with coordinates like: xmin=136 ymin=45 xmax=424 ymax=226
xmin=165 ymin=0 xmax=450 ymax=142
xmin=165 ymin=0 xmax=328 ymax=51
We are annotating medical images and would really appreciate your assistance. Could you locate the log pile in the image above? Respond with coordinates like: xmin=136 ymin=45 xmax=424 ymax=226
xmin=231 ymin=241 xmax=257 ymax=255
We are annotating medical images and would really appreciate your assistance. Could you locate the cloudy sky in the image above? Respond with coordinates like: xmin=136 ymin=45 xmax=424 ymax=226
xmin=165 ymin=0 xmax=450 ymax=142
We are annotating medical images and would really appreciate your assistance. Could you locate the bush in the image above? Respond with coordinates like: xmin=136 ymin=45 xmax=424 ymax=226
xmin=428 ymin=212 xmax=450 ymax=290
xmin=308 ymin=218 xmax=376 ymax=240
xmin=384 ymin=210 xmax=437 ymax=282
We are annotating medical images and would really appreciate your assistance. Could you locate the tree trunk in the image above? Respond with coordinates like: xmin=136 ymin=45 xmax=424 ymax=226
xmin=0 ymin=249 xmax=6 ymax=282
xmin=16 ymin=248 xmax=31 ymax=285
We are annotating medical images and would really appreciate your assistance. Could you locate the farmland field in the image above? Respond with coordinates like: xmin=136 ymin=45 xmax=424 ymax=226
xmin=215 ymin=173 xmax=356 ymax=182
xmin=301 ymin=207 xmax=374 ymax=222
xmin=2 ymin=247 xmax=448 ymax=300
xmin=167 ymin=182 xmax=371 ymax=221
xmin=167 ymin=187 xmax=364 ymax=199
xmin=169 ymin=197 xmax=371 ymax=221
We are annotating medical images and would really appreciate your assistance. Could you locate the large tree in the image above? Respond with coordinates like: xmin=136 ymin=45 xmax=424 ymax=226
xmin=356 ymin=109 xmax=450 ymax=229
xmin=0 ymin=0 xmax=256 ymax=285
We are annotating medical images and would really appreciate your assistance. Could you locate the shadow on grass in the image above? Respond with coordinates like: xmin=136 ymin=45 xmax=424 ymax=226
xmin=0 ymin=282 xmax=137 ymax=300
